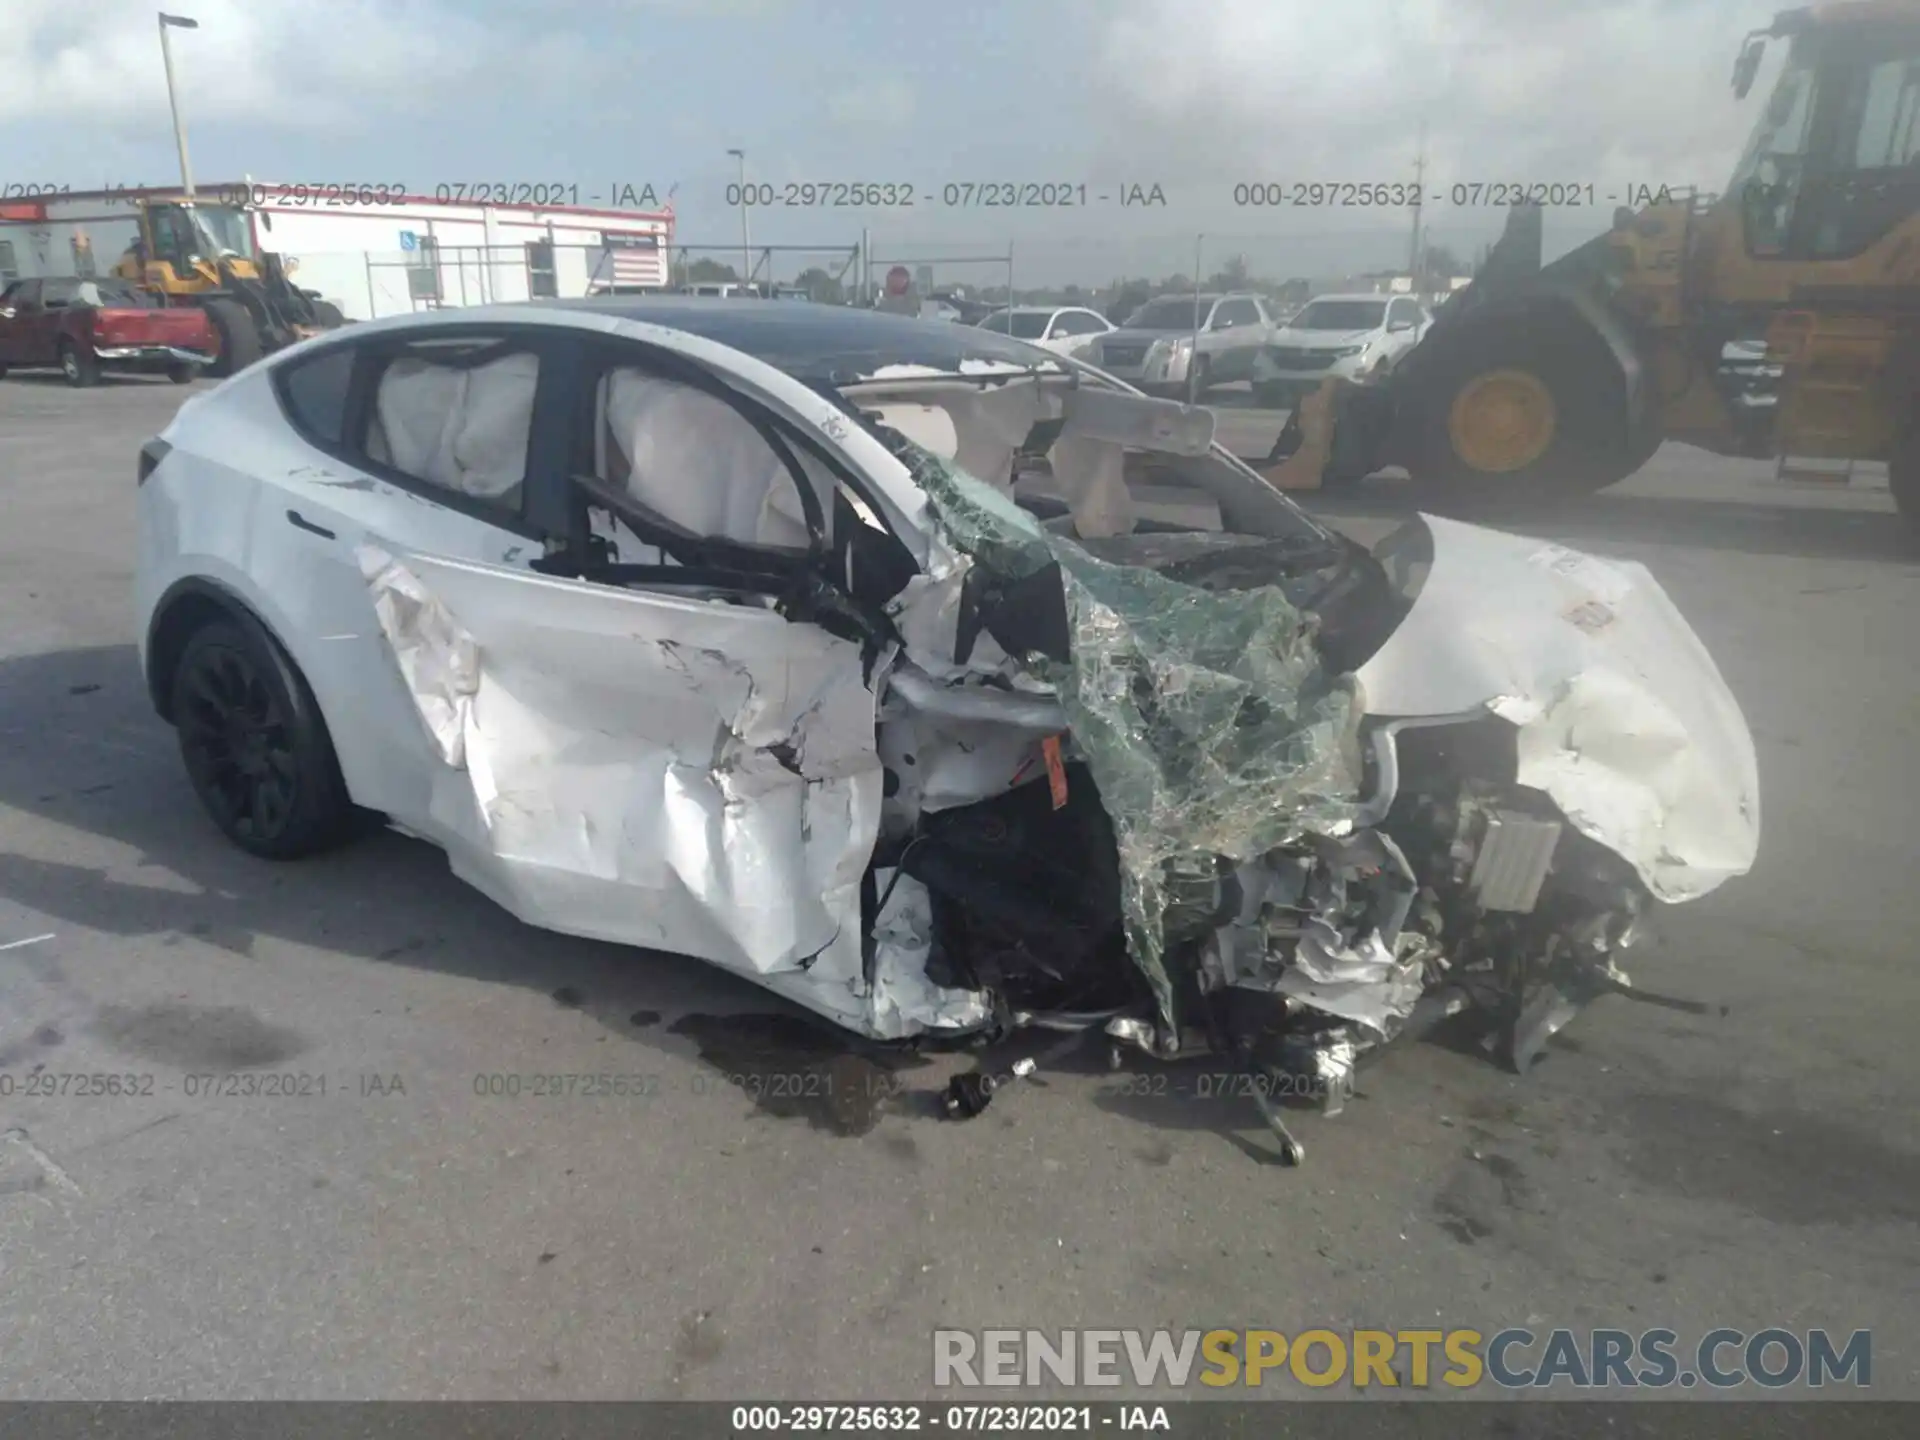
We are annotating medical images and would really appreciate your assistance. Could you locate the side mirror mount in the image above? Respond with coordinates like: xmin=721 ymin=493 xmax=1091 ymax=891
xmin=1732 ymin=35 xmax=1765 ymax=100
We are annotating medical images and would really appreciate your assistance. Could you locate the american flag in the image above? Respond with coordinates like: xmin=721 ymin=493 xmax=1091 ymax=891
xmin=592 ymin=231 xmax=667 ymax=290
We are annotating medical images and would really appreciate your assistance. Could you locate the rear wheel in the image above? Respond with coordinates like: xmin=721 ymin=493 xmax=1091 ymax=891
xmin=1402 ymin=314 xmax=1642 ymax=510
xmin=309 ymin=299 xmax=346 ymax=327
xmin=202 ymin=299 xmax=263 ymax=379
xmin=58 ymin=339 xmax=101 ymax=387
xmin=169 ymin=616 xmax=357 ymax=859
xmin=166 ymin=362 xmax=196 ymax=384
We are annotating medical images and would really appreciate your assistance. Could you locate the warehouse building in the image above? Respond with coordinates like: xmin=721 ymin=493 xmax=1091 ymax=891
xmin=0 ymin=183 xmax=675 ymax=320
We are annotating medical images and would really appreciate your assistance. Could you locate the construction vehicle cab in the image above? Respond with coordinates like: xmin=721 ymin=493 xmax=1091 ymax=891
xmin=1274 ymin=1 xmax=1920 ymax=536
xmin=112 ymin=198 xmax=345 ymax=377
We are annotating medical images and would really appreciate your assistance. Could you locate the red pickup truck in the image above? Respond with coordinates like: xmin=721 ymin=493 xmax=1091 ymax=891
xmin=0 ymin=277 xmax=216 ymax=386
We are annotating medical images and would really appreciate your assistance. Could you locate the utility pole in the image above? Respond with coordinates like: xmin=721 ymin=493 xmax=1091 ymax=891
xmin=158 ymin=13 xmax=200 ymax=198
xmin=1407 ymin=121 xmax=1427 ymax=293
xmin=1187 ymin=233 xmax=1204 ymax=405
xmin=727 ymin=148 xmax=751 ymax=289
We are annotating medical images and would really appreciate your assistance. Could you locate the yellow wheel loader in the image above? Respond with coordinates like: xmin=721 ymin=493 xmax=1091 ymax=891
xmin=1268 ymin=1 xmax=1920 ymax=536
xmin=111 ymin=198 xmax=346 ymax=377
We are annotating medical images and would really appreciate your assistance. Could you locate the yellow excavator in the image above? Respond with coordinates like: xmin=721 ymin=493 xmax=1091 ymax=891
xmin=1270 ymin=1 xmax=1920 ymax=536
xmin=110 ymin=196 xmax=346 ymax=377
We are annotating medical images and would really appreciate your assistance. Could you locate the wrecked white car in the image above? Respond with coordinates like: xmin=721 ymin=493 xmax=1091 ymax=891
xmin=134 ymin=298 xmax=1759 ymax=1157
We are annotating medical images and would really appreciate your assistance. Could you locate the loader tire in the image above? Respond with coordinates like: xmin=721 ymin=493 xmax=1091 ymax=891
xmin=204 ymin=299 xmax=263 ymax=379
xmin=1402 ymin=313 xmax=1641 ymax=511
xmin=309 ymin=299 xmax=346 ymax=328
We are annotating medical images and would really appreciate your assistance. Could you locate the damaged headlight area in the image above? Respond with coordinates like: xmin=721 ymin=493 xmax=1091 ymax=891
xmin=883 ymin=455 xmax=1710 ymax=1158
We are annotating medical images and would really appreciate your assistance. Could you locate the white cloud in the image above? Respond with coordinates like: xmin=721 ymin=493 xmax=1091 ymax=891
xmin=827 ymin=77 xmax=916 ymax=129
xmin=0 ymin=0 xmax=496 ymax=129
xmin=1087 ymin=0 xmax=1783 ymax=206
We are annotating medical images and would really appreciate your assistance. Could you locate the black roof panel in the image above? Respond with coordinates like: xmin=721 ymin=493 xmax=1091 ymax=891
xmin=534 ymin=296 xmax=1068 ymax=385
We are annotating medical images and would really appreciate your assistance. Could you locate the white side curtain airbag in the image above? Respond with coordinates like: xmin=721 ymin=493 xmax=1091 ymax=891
xmin=604 ymin=370 xmax=810 ymax=548
xmin=373 ymin=352 xmax=538 ymax=501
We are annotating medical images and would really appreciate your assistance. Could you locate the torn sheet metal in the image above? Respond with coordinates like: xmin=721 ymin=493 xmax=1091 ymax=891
xmin=1356 ymin=515 xmax=1760 ymax=902
xmin=909 ymin=457 xmax=1363 ymax=1034
xmin=358 ymin=545 xmax=888 ymax=1008
xmin=867 ymin=868 xmax=995 ymax=1038
xmin=877 ymin=662 xmax=1067 ymax=829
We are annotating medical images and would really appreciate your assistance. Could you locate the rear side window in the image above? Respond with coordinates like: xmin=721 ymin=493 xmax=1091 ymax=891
xmin=359 ymin=335 xmax=540 ymax=513
xmin=276 ymin=346 xmax=356 ymax=446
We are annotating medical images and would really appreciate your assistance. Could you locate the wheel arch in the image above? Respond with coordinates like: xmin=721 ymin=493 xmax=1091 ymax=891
xmin=144 ymin=575 xmax=292 ymax=724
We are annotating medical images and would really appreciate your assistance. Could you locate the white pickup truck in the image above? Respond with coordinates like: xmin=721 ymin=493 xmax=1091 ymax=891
xmin=1084 ymin=292 xmax=1278 ymax=398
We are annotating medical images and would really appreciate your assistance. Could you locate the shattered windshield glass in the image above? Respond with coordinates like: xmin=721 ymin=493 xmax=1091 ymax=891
xmin=905 ymin=451 xmax=1363 ymax=1031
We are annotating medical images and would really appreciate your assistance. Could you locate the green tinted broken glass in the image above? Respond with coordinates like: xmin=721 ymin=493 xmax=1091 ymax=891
xmin=912 ymin=456 xmax=1363 ymax=1035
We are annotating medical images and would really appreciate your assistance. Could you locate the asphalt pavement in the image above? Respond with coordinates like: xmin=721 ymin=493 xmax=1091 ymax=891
xmin=1 ymin=372 xmax=1916 ymax=1400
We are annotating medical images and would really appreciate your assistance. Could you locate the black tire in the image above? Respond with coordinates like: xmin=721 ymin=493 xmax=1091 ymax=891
xmin=309 ymin=299 xmax=346 ymax=327
xmin=1892 ymin=411 xmax=1920 ymax=545
xmin=166 ymin=362 xmax=195 ymax=384
xmin=202 ymin=298 xmax=263 ymax=379
xmin=0 ymin=364 xmax=9 ymax=379
xmin=1401 ymin=312 xmax=1641 ymax=510
xmin=169 ymin=615 xmax=357 ymax=860
xmin=58 ymin=338 xmax=101 ymax=388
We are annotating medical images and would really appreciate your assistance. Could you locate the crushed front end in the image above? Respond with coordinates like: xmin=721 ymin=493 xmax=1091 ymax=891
xmin=861 ymin=411 xmax=1757 ymax=1157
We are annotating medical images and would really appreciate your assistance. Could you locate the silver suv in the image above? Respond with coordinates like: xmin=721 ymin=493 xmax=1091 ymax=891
xmin=1087 ymin=292 xmax=1277 ymax=398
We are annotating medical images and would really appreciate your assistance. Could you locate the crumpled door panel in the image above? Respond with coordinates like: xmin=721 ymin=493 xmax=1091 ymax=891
xmin=358 ymin=547 xmax=882 ymax=986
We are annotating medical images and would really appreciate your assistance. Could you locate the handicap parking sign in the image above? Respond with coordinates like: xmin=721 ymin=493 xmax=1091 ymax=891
xmin=399 ymin=231 xmax=418 ymax=252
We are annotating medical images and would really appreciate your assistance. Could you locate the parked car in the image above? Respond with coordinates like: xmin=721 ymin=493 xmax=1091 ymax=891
xmin=1251 ymin=294 xmax=1430 ymax=407
xmin=135 ymin=298 xmax=1757 ymax=1148
xmin=0 ymin=277 xmax=215 ymax=386
xmin=1084 ymin=292 xmax=1278 ymax=397
xmin=977 ymin=305 xmax=1116 ymax=359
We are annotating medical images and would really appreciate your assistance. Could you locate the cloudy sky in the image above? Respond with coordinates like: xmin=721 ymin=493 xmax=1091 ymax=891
xmin=7 ymin=0 xmax=1784 ymax=284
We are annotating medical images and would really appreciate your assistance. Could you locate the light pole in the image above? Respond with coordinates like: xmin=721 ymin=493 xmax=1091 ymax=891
xmin=727 ymin=148 xmax=751 ymax=290
xmin=157 ymin=13 xmax=199 ymax=198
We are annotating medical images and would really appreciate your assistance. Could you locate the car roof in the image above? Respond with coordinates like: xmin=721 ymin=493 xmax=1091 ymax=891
xmin=466 ymin=296 xmax=1071 ymax=384
xmin=1304 ymin=293 xmax=1400 ymax=304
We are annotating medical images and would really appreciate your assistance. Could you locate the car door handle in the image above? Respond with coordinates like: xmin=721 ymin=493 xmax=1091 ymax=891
xmin=286 ymin=509 xmax=336 ymax=540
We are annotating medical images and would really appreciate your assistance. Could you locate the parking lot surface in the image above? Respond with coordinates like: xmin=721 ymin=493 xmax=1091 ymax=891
xmin=2 ymin=373 xmax=1917 ymax=1399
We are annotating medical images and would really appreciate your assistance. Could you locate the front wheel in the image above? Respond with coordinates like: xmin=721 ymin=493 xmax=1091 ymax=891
xmin=166 ymin=362 xmax=196 ymax=384
xmin=1402 ymin=316 xmax=1643 ymax=509
xmin=169 ymin=616 xmax=358 ymax=859
xmin=308 ymin=299 xmax=346 ymax=327
xmin=202 ymin=299 xmax=263 ymax=379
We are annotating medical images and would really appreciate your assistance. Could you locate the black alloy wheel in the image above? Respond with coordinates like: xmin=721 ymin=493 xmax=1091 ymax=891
xmin=169 ymin=617 xmax=357 ymax=858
